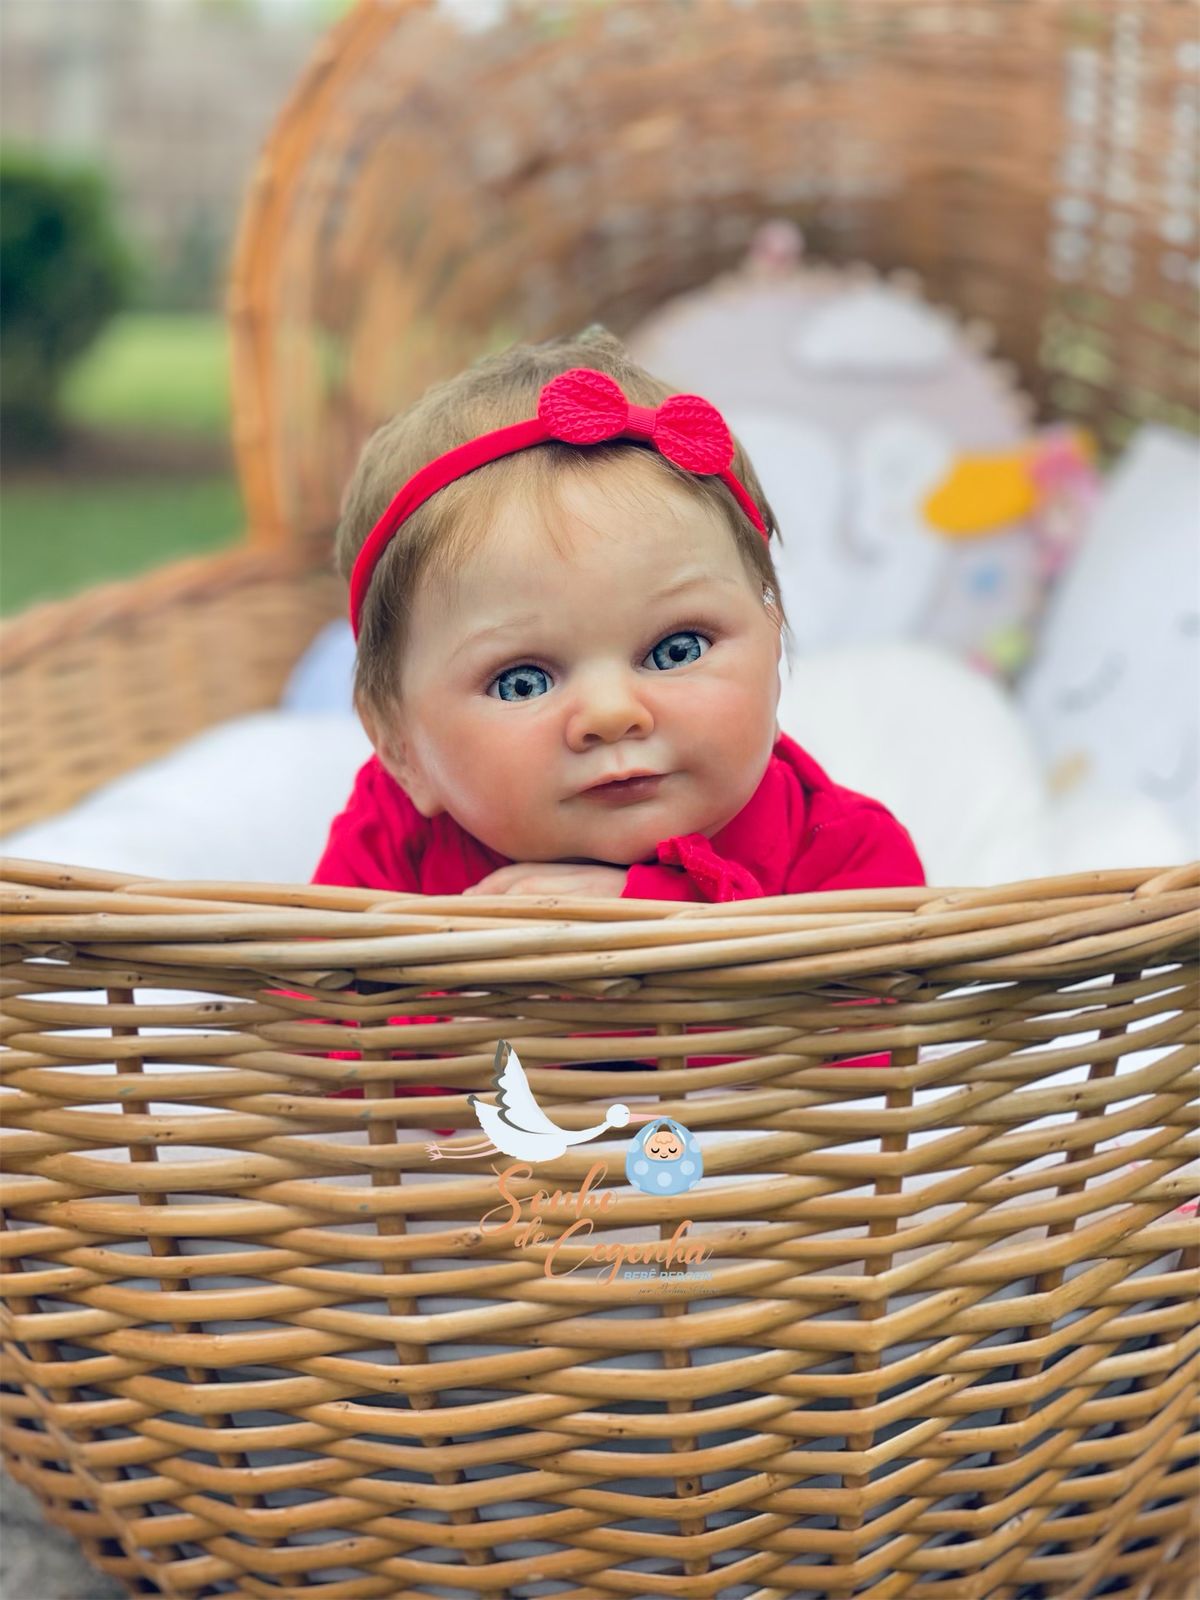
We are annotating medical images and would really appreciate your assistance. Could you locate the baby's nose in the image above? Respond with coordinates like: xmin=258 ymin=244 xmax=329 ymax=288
xmin=565 ymin=667 xmax=654 ymax=748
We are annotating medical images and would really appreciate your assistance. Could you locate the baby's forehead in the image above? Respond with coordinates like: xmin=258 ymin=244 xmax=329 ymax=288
xmin=436 ymin=489 xmax=744 ymax=606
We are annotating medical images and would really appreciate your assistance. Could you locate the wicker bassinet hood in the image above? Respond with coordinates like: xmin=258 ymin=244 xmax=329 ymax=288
xmin=229 ymin=0 xmax=1200 ymax=551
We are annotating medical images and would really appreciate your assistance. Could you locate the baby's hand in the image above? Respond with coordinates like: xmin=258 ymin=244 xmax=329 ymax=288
xmin=463 ymin=862 xmax=629 ymax=899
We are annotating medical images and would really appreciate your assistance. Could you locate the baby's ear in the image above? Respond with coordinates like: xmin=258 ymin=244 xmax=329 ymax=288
xmin=357 ymin=700 xmax=443 ymax=818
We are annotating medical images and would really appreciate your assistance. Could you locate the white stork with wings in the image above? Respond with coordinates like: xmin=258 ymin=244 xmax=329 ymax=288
xmin=426 ymin=1040 xmax=652 ymax=1161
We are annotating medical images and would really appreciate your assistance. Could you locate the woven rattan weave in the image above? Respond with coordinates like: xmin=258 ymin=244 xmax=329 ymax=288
xmin=1 ymin=860 xmax=1197 ymax=1599
xmin=2 ymin=1 xmax=1198 ymax=1596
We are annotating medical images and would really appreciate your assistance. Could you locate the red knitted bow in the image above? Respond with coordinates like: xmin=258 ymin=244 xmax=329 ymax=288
xmin=538 ymin=368 xmax=735 ymax=474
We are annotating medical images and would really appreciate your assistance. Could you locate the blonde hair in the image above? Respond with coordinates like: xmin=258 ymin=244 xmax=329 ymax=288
xmin=335 ymin=325 xmax=791 ymax=715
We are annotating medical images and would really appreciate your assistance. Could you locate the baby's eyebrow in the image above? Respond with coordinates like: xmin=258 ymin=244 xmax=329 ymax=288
xmin=652 ymin=572 xmax=741 ymax=600
xmin=450 ymin=615 xmax=539 ymax=662
xmin=450 ymin=573 xmax=742 ymax=663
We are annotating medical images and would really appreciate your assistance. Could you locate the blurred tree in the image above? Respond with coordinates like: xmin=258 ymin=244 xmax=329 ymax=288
xmin=0 ymin=148 xmax=135 ymax=451
xmin=154 ymin=204 xmax=224 ymax=313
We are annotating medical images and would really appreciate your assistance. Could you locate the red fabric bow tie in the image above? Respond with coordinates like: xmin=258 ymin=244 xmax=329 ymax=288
xmin=537 ymin=367 xmax=736 ymax=475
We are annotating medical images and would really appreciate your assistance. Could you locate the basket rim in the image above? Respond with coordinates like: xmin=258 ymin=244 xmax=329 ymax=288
xmin=0 ymin=857 xmax=1195 ymax=985
xmin=0 ymin=535 xmax=335 ymax=671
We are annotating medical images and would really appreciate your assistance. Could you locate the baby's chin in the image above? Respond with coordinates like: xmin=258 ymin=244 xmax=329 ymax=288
xmin=469 ymin=783 xmax=759 ymax=864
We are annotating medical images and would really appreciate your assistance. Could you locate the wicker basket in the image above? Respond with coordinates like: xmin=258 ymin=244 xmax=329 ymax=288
xmin=2 ymin=3 xmax=1198 ymax=1597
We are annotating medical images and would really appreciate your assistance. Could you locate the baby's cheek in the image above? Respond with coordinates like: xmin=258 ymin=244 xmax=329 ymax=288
xmin=693 ymin=656 xmax=774 ymax=720
xmin=457 ymin=777 xmax=533 ymax=841
xmin=437 ymin=718 xmax=519 ymax=790
xmin=690 ymin=681 xmax=774 ymax=763
xmin=447 ymin=748 xmax=564 ymax=857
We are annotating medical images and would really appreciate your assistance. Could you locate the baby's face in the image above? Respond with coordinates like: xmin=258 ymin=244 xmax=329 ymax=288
xmin=375 ymin=468 xmax=782 ymax=866
xmin=645 ymin=1127 xmax=683 ymax=1161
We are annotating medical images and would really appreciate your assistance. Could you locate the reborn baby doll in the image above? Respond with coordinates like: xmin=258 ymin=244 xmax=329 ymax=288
xmin=309 ymin=326 xmax=924 ymax=1133
xmin=313 ymin=326 xmax=923 ymax=901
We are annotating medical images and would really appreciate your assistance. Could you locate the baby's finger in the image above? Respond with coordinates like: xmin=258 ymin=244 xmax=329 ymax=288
xmin=466 ymin=865 xmax=527 ymax=891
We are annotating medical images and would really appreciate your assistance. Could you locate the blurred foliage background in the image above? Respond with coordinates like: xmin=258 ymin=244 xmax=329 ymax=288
xmin=0 ymin=0 xmax=352 ymax=616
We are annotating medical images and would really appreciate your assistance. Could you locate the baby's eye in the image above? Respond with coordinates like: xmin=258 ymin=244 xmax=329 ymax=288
xmin=489 ymin=664 xmax=553 ymax=701
xmin=645 ymin=630 xmax=710 ymax=671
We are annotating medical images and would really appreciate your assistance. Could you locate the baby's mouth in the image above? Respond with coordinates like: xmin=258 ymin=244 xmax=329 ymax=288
xmin=579 ymin=773 xmax=667 ymax=804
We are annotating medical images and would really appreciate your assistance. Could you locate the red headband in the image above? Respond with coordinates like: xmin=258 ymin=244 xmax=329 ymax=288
xmin=348 ymin=366 xmax=768 ymax=636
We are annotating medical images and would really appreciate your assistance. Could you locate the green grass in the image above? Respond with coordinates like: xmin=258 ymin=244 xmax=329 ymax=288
xmin=2 ymin=312 xmax=241 ymax=614
xmin=62 ymin=311 xmax=231 ymax=439
xmin=0 ymin=475 xmax=243 ymax=616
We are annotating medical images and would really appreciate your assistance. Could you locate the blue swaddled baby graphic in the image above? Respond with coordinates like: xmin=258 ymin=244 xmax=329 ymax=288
xmin=625 ymin=1117 xmax=704 ymax=1196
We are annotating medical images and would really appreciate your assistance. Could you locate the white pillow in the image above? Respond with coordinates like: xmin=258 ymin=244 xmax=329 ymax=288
xmin=0 ymin=712 xmax=372 ymax=882
xmin=778 ymin=643 xmax=1048 ymax=883
xmin=777 ymin=642 xmax=1188 ymax=883
xmin=1019 ymin=424 xmax=1200 ymax=856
